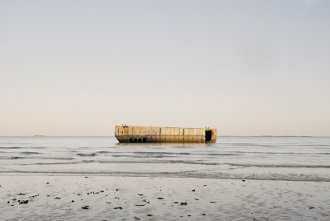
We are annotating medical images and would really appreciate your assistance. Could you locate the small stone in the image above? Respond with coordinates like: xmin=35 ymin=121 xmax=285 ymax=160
xmin=55 ymin=197 xmax=61 ymax=200
xmin=71 ymin=200 xmax=75 ymax=202
xmin=135 ymin=204 xmax=145 ymax=206
xmin=134 ymin=217 xmax=140 ymax=220
xmin=46 ymin=182 xmax=49 ymax=184
xmin=81 ymin=205 xmax=89 ymax=209
xmin=84 ymin=177 xmax=88 ymax=178
xmin=180 ymin=202 xmax=187 ymax=206
xmin=202 ymin=213 xmax=206 ymax=216
xmin=157 ymin=197 xmax=164 ymax=200
xmin=113 ymin=207 xmax=122 ymax=210
xmin=115 ymin=188 xmax=119 ymax=191
xmin=242 ymin=180 xmax=246 ymax=182
xmin=309 ymin=206 xmax=315 ymax=209
xmin=192 ymin=189 xmax=195 ymax=192
xmin=210 ymin=201 xmax=216 ymax=204
xmin=147 ymin=214 xmax=153 ymax=217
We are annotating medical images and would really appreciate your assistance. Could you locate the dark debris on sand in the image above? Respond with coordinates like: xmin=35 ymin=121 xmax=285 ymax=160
xmin=18 ymin=200 xmax=29 ymax=204
xmin=81 ymin=205 xmax=89 ymax=209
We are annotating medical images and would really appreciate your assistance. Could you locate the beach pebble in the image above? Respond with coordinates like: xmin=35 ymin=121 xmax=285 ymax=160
xmin=81 ymin=205 xmax=89 ymax=209
xmin=180 ymin=202 xmax=188 ymax=206
xmin=55 ymin=197 xmax=61 ymax=200
xmin=192 ymin=189 xmax=196 ymax=192
xmin=147 ymin=214 xmax=153 ymax=217
xmin=309 ymin=206 xmax=315 ymax=209
xmin=113 ymin=206 xmax=122 ymax=210
xmin=242 ymin=180 xmax=246 ymax=182
xmin=157 ymin=197 xmax=164 ymax=200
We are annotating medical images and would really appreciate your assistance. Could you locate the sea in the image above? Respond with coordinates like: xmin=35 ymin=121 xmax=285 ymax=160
xmin=1 ymin=136 xmax=330 ymax=182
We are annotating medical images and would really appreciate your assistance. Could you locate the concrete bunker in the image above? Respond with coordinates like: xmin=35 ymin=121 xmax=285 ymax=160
xmin=115 ymin=125 xmax=217 ymax=143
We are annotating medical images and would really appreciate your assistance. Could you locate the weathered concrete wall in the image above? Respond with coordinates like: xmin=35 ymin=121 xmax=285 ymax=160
xmin=115 ymin=125 xmax=217 ymax=143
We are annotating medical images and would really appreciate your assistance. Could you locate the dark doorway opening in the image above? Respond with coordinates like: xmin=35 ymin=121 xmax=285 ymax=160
xmin=142 ymin=138 xmax=147 ymax=143
xmin=205 ymin=130 xmax=212 ymax=142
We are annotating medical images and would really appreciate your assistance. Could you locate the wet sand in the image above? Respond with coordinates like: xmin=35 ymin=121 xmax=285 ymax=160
xmin=1 ymin=175 xmax=330 ymax=220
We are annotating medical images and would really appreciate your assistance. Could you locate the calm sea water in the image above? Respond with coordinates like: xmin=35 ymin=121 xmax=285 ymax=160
xmin=1 ymin=136 xmax=330 ymax=182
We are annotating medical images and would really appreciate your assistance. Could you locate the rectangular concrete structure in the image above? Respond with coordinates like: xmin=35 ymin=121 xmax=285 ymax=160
xmin=115 ymin=125 xmax=217 ymax=143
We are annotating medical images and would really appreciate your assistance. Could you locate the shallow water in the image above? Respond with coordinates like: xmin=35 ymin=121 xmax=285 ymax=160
xmin=0 ymin=136 xmax=330 ymax=182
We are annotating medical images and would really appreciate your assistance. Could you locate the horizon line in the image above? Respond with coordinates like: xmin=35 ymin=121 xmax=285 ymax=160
xmin=0 ymin=135 xmax=329 ymax=138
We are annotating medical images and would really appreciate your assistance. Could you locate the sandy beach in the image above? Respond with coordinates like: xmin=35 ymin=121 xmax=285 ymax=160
xmin=1 ymin=175 xmax=330 ymax=221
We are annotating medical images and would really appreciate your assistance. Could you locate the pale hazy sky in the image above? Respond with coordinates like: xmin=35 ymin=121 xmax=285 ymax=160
xmin=1 ymin=0 xmax=330 ymax=136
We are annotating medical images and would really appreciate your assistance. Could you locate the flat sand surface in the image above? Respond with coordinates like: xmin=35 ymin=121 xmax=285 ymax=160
xmin=1 ymin=175 xmax=330 ymax=221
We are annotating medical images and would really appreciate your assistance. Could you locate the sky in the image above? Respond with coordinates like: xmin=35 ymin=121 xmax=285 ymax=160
xmin=0 ymin=0 xmax=330 ymax=136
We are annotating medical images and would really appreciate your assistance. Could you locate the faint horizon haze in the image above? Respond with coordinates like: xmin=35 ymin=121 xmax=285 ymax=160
xmin=1 ymin=0 xmax=330 ymax=136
